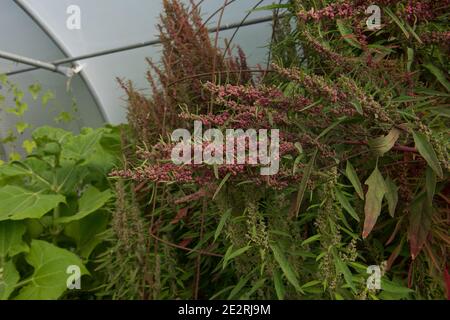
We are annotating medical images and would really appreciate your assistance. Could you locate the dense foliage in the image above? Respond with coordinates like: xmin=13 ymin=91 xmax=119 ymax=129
xmin=0 ymin=0 xmax=448 ymax=300
xmin=111 ymin=0 xmax=449 ymax=300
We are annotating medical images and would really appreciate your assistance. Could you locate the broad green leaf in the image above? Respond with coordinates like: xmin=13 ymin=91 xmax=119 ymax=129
xmin=334 ymin=188 xmax=360 ymax=222
xmin=345 ymin=161 xmax=364 ymax=200
xmin=0 ymin=261 xmax=20 ymax=300
xmin=32 ymin=126 xmax=71 ymax=144
xmin=56 ymin=186 xmax=112 ymax=224
xmin=15 ymin=240 xmax=88 ymax=300
xmin=413 ymin=132 xmax=443 ymax=178
xmin=384 ymin=177 xmax=399 ymax=217
xmin=64 ymin=212 xmax=109 ymax=259
xmin=214 ymin=209 xmax=231 ymax=242
xmin=0 ymin=186 xmax=65 ymax=221
xmin=62 ymin=128 xmax=103 ymax=162
xmin=270 ymin=244 xmax=302 ymax=292
xmin=0 ymin=221 xmax=28 ymax=258
xmin=368 ymin=128 xmax=401 ymax=156
xmin=363 ymin=166 xmax=387 ymax=238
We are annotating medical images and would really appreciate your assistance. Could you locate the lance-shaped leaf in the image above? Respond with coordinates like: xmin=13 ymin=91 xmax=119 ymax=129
xmin=15 ymin=240 xmax=89 ymax=300
xmin=334 ymin=188 xmax=360 ymax=222
xmin=270 ymin=244 xmax=302 ymax=293
xmin=413 ymin=132 xmax=443 ymax=178
xmin=0 ymin=260 xmax=20 ymax=300
xmin=384 ymin=177 xmax=399 ymax=217
xmin=363 ymin=166 xmax=387 ymax=238
xmin=0 ymin=221 xmax=28 ymax=258
xmin=345 ymin=161 xmax=364 ymax=200
xmin=408 ymin=193 xmax=432 ymax=259
xmin=0 ymin=186 xmax=65 ymax=221
xmin=425 ymin=166 xmax=436 ymax=205
xmin=368 ymin=128 xmax=401 ymax=156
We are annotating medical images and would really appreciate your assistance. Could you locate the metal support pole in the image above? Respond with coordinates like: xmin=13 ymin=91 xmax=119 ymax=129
xmin=0 ymin=49 xmax=74 ymax=76
xmin=4 ymin=15 xmax=276 ymax=77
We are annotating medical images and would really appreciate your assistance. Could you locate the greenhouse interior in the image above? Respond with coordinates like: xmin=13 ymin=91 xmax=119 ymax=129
xmin=0 ymin=0 xmax=449 ymax=303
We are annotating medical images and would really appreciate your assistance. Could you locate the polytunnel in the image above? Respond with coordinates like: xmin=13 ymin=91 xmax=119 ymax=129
xmin=0 ymin=0 xmax=275 ymax=159
xmin=1 ymin=0 xmax=447 ymax=304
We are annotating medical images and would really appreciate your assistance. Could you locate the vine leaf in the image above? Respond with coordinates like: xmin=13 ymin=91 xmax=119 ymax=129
xmin=56 ymin=186 xmax=112 ymax=224
xmin=368 ymin=128 xmax=401 ymax=156
xmin=413 ymin=132 xmax=443 ymax=178
xmin=15 ymin=240 xmax=89 ymax=300
xmin=363 ymin=166 xmax=387 ymax=238
xmin=0 ymin=186 xmax=65 ymax=221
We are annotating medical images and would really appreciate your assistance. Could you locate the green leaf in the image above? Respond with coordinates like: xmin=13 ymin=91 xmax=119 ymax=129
xmin=223 ymin=245 xmax=251 ymax=269
xmin=423 ymin=64 xmax=450 ymax=92
xmin=334 ymin=188 xmax=360 ymax=222
xmin=301 ymin=234 xmax=321 ymax=246
xmin=273 ymin=269 xmax=285 ymax=300
xmin=0 ymin=261 xmax=20 ymax=300
xmin=291 ymin=149 xmax=317 ymax=218
xmin=212 ymin=173 xmax=231 ymax=200
xmin=28 ymin=83 xmax=41 ymax=100
xmin=345 ymin=161 xmax=364 ymax=200
xmin=406 ymin=47 xmax=414 ymax=72
xmin=0 ymin=186 xmax=65 ymax=221
xmin=15 ymin=122 xmax=29 ymax=135
xmin=413 ymin=132 xmax=443 ymax=178
xmin=56 ymin=186 xmax=112 ymax=224
xmin=214 ymin=209 xmax=231 ymax=242
xmin=270 ymin=244 xmax=302 ymax=292
xmin=15 ymin=240 xmax=88 ymax=300
xmin=336 ymin=19 xmax=361 ymax=49
xmin=22 ymin=140 xmax=36 ymax=154
xmin=331 ymin=248 xmax=356 ymax=293
xmin=363 ymin=165 xmax=387 ymax=238
xmin=368 ymin=128 xmax=401 ymax=156
xmin=0 ymin=221 xmax=28 ymax=258
xmin=64 ymin=212 xmax=109 ymax=259
xmin=384 ymin=177 xmax=399 ymax=217
xmin=41 ymin=90 xmax=54 ymax=106
xmin=381 ymin=278 xmax=414 ymax=295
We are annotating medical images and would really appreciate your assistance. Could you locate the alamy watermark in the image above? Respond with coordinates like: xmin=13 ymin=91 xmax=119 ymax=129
xmin=171 ymin=121 xmax=280 ymax=175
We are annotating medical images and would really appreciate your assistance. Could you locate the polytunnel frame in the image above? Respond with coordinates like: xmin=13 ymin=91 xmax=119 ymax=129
xmin=5 ymin=0 xmax=279 ymax=125
xmin=12 ymin=0 xmax=108 ymax=122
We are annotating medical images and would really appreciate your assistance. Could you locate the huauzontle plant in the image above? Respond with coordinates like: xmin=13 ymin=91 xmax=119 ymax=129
xmin=109 ymin=0 xmax=449 ymax=300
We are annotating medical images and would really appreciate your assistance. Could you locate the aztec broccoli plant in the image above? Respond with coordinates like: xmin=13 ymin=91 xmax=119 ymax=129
xmin=0 ymin=125 xmax=121 ymax=299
